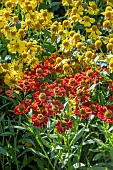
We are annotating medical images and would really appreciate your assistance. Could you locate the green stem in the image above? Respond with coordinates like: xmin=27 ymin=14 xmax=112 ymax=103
xmin=66 ymin=132 xmax=71 ymax=170
xmin=35 ymin=134 xmax=55 ymax=170
xmin=14 ymin=130 xmax=19 ymax=170
xmin=77 ymin=120 xmax=89 ymax=166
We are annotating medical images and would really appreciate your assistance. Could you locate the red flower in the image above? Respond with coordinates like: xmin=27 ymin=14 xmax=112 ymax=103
xmin=18 ymin=78 xmax=36 ymax=91
xmin=73 ymin=88 xmax=90 ymax=102
xmin=56 ymin=118 xmax=73 ymax=133
xmin=5 ymin=89 xmax=15 ymax=98
xmin=32 ymin=91 xmax=51 ymax=106
xmin=14 ymin=99 xmax=32 ymax=115
xmin=52 ymin=100 xmax=64 ymax=115
xmin=31 ymin=101 xmax=53 ymax=117
xmin=31 ymin=63 xmax=52 ymax=79
xmin=31 ymin=111 xmax=49 ymax=127
xmin=74 ymin=105 xmax=92 ymax=120
xmin=47 ymin=83 xmax=66 ymax=97
xmin=83 ymin=102 xmax=100 ymax=116
xmin=97 ymin=105 xmax=113 ymax=124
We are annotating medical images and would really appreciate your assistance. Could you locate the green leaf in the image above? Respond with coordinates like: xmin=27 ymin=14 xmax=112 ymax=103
xmin=50 ymin=2 xmax=61 ymax=8
xmin=0 ymin=147 xmax=8 ymax=155
xmin=0 ymin=132 xmax=14 ymax=136
xmin=108 ymin=73 xmax=113 ymax=80
xmin=13 ymin=126 xmax=28 ymax=130
xmin=70 ymin=127 xmax=85 ymax=146
xmin=41 ymin=138 xmax=51 ymax=148
xmin=92 ymin=167 xmax=108 ymax=170
xmin=17 ymin=149 xmax=31 ymax=158
xmin=49 ymin=134 xmax=58 ymax=138
xmin=93 ymin=153 xmax=103 ymax=161
xmin=27 ymin=148 xmax=46 ymax=158
xmin=1 ymin=95 xmax=18 ymax=106
xmin=23 ymin=154 xmax=27 ymax=166
xmin=32 ymin=157 xmax=44 ymax=169
xmin=47 ymin=0 xmax=51 ymax=5
xmin=0 ymin=114 xmax=4 ymax=122
xmin=0 ymin=102 xmax=12 ymax=110
xmin=18 ymin=138 xmax=35 ymax=147
xmin=2 ymin=50 xmax=7 ymax=60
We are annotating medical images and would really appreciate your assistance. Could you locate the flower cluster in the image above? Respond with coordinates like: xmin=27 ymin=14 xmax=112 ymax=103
xmin=1 ymin=0 xmax=113 ymax=133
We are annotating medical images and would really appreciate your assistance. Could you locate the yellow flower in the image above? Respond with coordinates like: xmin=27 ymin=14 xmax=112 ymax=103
xmin=26 ymin=57 xmax=39 ymax=70
xmin=63 ymin=20 xmax=72 ymax=29
xmin=8 ymin=60 xmax=23 ymax=75
xmin=80 ymin=16 xmax=95 ymax=27
xmin=62 ymin=0 xmax=73 ymax=6
xmin=4 ymin=72 xmax=23 ymax=88
xmin=60 ymin=39 xmax=72 ymax=53
xmin=106 ymin=43 xmax=113 ymax=50
xmin=66 ymin=5 xmax=83 ymax=23
xmin=0 ymin=63 xmax=8 ymax=73
xmin=86 ymin=25 xmax=102 ymax=39
xmin=7 ymin=37 xmax=26 ymax=54
xmin=95 ymin=40 xmax=102 ymax=49
xmin=109 ymin=58 xmax=113 ymax=72
xmin=87 ymin=1 xmax=99 ymax=15
xmin=105 ymin=0 xmax=113 ymax=7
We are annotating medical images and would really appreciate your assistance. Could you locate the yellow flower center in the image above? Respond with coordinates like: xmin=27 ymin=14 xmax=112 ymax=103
xmin=2 ymin=63 xmax=8 ymax=69
xmin=73 ymin=33 xmax=80 ymax=40
xmin=105 ymin=110 xmax=113 ymax=118
xmin=56 ymin=57 xmax=62 ymax=63
xmin=84 ymin=16 xmax=90 ymax=22
xmin=76 ymin=89 xmax=83 ymax=96
xmin=63 ymin=63 xmax=70 ymax=71
xmin=107 ymin=43 xmax=113 ymax=50
xmin=36 ymin=68 xmax=43 ymax=74
xmin=4 ymin=11 xmax=10 ymax=18
xmin=69 ymin=78 xmax=76 ymax=85
xmin=10 ymin=79 xmax=16 ymax=84
xmin=105 ymin=11 xmax=111 ymax=18
xmin=95 ymin=40 xmax=102 ymax=48
xmin=58 ymin=30 xmax=64 ymax=36
xmin=70 ymin=31 xmax=75 ymax=37
xmin=76 ymin=42 xmax=82 ymax=49
xmin=90 ymin=104 xmax=96 ymax=111
xmin=11 ymin=30 xmax=16 ymax=36
xmin=4 ymin=25 xmax=10 ymax=31
xmin=85 ymin=51 xmax=92 ymax=58
xmin=80 ymin=108 xmax=86 ymax=115
xmin=54 ymin=87 xmax=60 ymax=93
xmin=86 ymin=69 xmax=93 ymax=76
xmin=37 ymin=114 xmax=44 ymax=122
xmin=60 ymin=120 xmax=67 ymax=127
xmin=22 ymin=52 xmax=27 ymax=58
xmin=14 ymin=66 xmax=19 ymax=71
xmin=18 ymin=29 xmax=25 ymax=35
xmin=14 ymin=16 xmax=19 ymax=22
xmin=109 ymin=59 xmax=113 ymax=67
xmin=5 ymin=1 xmax=12 ymax=8
xmin=39 ymin=93 xmax=46 ymax=100
xmin=92 ymin=25 xmax=97 ymax=31
xmin=51 ymin=25 xmax=58 ymax=32
xmin=62 ymin=40 xmax=70 ymax=47
xmin=14 ymin=43 xmax=20 ymax=49
xmin=103 ymin=20 xmax=110 ymax=28
xmin=19 ymin=105 xmax=25 ymax=112
xmin=63 ymin=20 xmax=70 ymax=27
xmin=109 ymin=38 xmax=113 ymax=43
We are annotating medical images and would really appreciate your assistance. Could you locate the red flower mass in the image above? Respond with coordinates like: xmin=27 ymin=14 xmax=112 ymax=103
xmin=14 ymin=99 xmax=32 ymax=115
xmin=56 ymin=118 xmax=73 ymax=133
